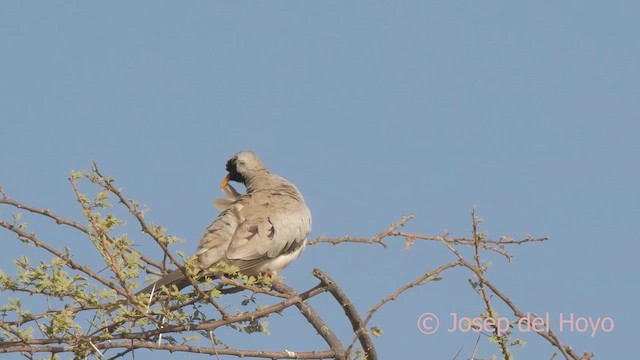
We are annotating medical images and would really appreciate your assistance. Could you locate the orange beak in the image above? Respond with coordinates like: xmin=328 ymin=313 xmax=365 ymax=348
xmin=220 ymin=173 xmax=231 ymax=189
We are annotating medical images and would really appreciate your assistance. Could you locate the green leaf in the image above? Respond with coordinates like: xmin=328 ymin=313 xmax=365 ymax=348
xmin=210 ymin=289 xmax=222 ymax=299
xmin=510 ymin=339 xmax=526 ymax=347
xmin=370 ymin=325 xmax=383 ymax=337
xmin=182 ymin=335 xmax=200 ymax=343
xmin=70 ymin=170 xmax=84 ymax=179
xmin=261 ymin=321 xmax=270 ymax=335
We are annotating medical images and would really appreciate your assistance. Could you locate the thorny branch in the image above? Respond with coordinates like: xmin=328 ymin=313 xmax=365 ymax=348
xmin=0 ymin=219 xmax=127 ymax=298
xmin=91 ymin=162 xmax=183 ymax=272
xmin=435 ymin=212 xmax=594 ymax=360
xmin=0 ymin=195 xmax=163 ymax=271
xmin=309 ymin=215 xmax=414 ymax=248
xmin=309 ymin=214 xmax=547 ymax=260
xmin=0 ymin=165 xmax=592 ymax=359
xmin=89 ymin=163 xmax=230 ymax=319
xmin=471 ymin=208 xmax=512 ymax=360
xmin=345 ymin=260 xmax=464 ymax=355
xmin=459 ymin=259 xmax=593 ymax=360
xmin=0 ymin=341 xmax=336 ymax=359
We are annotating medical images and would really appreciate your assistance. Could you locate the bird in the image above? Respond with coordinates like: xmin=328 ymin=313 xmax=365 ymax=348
xmin=132 ymin=150 xmax=311 ymax=298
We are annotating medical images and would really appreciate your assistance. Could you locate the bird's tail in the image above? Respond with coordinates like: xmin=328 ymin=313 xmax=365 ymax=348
xmin=134 ymin=268 xmax=190 ymax=296
xmin=104 ymin=268 xmax=190 ymax=315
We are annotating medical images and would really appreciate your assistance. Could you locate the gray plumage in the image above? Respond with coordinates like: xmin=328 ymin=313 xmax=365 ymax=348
xmin=135 ymin=151 xmax=311 ymax=295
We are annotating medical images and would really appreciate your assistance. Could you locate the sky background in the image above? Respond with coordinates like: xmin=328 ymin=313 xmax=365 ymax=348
xmin=1 ymin=2 xmax=637 ymax=359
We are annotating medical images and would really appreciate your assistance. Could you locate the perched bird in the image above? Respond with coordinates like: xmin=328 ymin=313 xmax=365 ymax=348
xmin=134 ymin=150 xmax=311 ymax=295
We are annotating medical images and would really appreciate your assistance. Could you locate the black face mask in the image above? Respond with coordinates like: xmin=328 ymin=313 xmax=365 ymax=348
xmin=226 ymin=158 xmax=245 ymax=183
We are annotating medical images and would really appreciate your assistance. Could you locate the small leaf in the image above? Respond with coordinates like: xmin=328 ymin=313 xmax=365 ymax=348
xmin=182 ymin=335 xmax=199 ymax=343
xmin=261 ymin=321 xmax=270 ymax=335
xmin=370 ymin=325 xmax=383 ymax=337
xmin=510 ymin=339 xmax=526 ymax=347
xmin=210 ymin=289 xmax=222 ymax=299
xmin=70 ymin=170 xmax=84 ymax=179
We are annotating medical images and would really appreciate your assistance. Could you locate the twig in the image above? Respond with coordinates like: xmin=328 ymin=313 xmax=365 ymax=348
xmin=0 ymin=220 xmax=127 ymax=297
xmin=0 ymin=196 xmax=163 ymax=271
xmin=99 ymin=283 xmax=329 ymax=341
xmin=460 ymin=258 xmax=586 ymax=360
xmin=346 ymin=260 xmax=463 ymax=355
xmin=309 ymin=215 xmax=414 ymax=248
xmin=364 ymin=260 xmax=462 ymax=327
xmin=69 ymin=175 xmax=133 ymax=298
xmin=1 ymin=282 xmax=329 ymax=353
xmin=393 ymin=232 xmax=548 ymax=246
xmin=91 ymin=163 xmax=183 ymax=271
xmin=309 ymin=214 xmax=546 ymax=260
xmin=0 ymin=341 xmax=336 ymax=359
xmin=89 ymin=165 xmax=220 ymax=319
xmin=393 ymin=231 xmax=547 ymax=259
xmin=434 ymin=218 xmax=587 ymax=360
xmin=470 ymin=208 xmax=512 ymax=360
xmin=89 ymin=163 xmax=213 ymax=315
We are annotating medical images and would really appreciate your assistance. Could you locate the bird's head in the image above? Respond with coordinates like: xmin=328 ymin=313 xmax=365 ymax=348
xmin=220 ymin=151 xmax=267 ymax=188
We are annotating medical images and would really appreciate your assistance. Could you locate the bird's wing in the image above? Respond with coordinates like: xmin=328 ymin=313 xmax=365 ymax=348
xmin=194 ymin=200 xmax=244 ymax=269
xmin=226 ymin=194 xmax=310 ymax=261
xmin=196 ymin=189 xmax=310 ymax=273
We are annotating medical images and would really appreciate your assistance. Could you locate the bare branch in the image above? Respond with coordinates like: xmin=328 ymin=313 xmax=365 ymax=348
xmin=365 ymin=260 xmax=462 ymax=327
xmin=271 ymin=280 xmax=347 ymax=360
xmin=346 ymin=260 xmax=463 ymax=355
xmin=0 ymin=341 xmax=336 ymax=359
xmin=461 ymin=258 xmax=589 ymax=360
xmin=437 ymin=232 xmax=587 ymax=360
xmin=312 ymin=269 xmax=378 ymax=360
xmin=309 ymin=214 xmax=414 ymax=248
xmin=310 ymin=213 xmax=546 ymax=260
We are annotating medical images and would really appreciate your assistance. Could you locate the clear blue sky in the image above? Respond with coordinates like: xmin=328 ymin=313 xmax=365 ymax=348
xmin=1 ymin=2 xmax=637 ymax=359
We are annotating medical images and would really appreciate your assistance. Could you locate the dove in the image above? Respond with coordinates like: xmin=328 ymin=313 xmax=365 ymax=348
xmin=133 ymin=150 xmax=311 ymax=296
